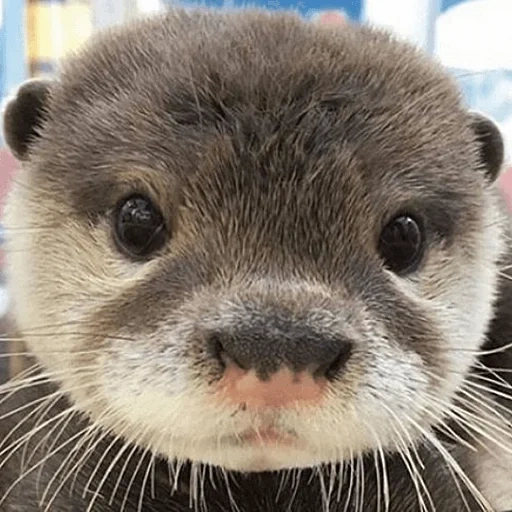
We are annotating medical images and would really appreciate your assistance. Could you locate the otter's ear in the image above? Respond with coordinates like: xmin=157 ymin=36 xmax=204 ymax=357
xmin=469 ymin=111 xmax=505 ymax=183
xmin=2 ymin=78 xmax=53 ymax=161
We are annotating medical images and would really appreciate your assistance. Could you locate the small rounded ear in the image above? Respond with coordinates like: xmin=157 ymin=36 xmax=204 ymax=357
xmin=469 ymin=111 xmax=505 ymax=183
xmin=2 ymin=78 xmax=53 ymax=161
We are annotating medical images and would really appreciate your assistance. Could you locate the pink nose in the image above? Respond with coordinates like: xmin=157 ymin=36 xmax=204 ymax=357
xmin=218 ymin=365 xmax=326 ymax=408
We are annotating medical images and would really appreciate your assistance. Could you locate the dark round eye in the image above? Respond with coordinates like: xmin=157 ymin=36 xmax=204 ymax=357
xmin=378 ymin=215 xmax=424 ymax=274
xmin=114 ymin=194 xmax=166 ymax=258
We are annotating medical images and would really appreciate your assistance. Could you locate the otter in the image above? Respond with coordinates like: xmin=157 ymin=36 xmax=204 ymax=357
xmin=1 ymin=7 xmax=511 ymax=511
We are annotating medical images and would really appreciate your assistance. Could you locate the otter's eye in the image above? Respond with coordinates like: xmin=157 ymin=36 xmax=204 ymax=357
xmin=378 ymin=215 xmax=424 ymax=274
xmin=114 ymin=195 xmax=166 ymax=258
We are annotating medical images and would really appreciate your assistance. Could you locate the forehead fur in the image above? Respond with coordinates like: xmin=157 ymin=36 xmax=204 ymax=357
xmin=26 ymin=7 xmax=484 ymax=262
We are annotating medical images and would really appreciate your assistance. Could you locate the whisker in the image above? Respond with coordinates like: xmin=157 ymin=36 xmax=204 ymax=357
xmin=472 ymin=362 xmax=512 ymax=395
xmin=423 ymin=367 xmax=512 ymax=422
xmin=42 ymin=425 xmax=104 ymax=510
xmin=448 ymin=400 xmax=512 ymax=453
xmin=317 ymin=464 xmax=329 ymax=512
xmin=0 ymin=391 xmax=98 ymax=475
xmin=378 ymin=402 xmax=433 ymax=512
xmin=276 ymin=466 xmax=290 ymax=502
xmin=335 ymin=459 xmax=345 ymax=504
xmin=83 ymin=431 xmax=121 ymax=504
xmin=109 ymin=438 xmax=145 ymax=506
xmin=327 ymin=462 xmax=337 ymax=510
xmin=0 ymin=378 xmax=98 ymax=421
xmin=0 ymin=397 xmax=72 ymax=468
xmin=464 ymin=378 xmax=512 ymax=404
xmin=424 ymin=395 xmax=507 ymax=461
xmin=342 ymin=448 xmax=355 ymax=512
xmin=471 ymin=372 xmax=512 ymax=394
xmin=40 ymin=419 xmax=103 ymax=511
xmin=457 ymin=384 xmax=512 ymax=429
xmin=378 ymin=443 xmax=389 ymax=512
xmin=120 ymin=444 xmax=151 ymax=512
xmin=138 ymin=447 xmax=157 ymax=512
xmin=285 ymin=466 xmax=302 ymax=512
xmin=0 ymin=367 xmax=99 ymax=401
xmin=220 ymin=466 xmax=241 ymax=512
xmin=84 ymin=433 xmax=129 ymax=510
xmin=357 ymin=452 xmax=365 ymax=512
xmin=476 ymin=365 xmax=512 ymax=374
xmin=6 ymin=362 xmax=42 ymax=382
xmin=405 ymin=415 xmax=494 ymax=512
xmin=189 ymin=459 xmax=199 ymax=512
xmin=0 ymin=391 xmax=63 ymax=459
xmin=0 ymin=424 xmax=95 ymax=509
xmin=439 ymin=340 xmax=512 ymax=357
xmin=0 ymin=350 xmax=103 ymax=358
xmin=363 ymin=418 xmax=387 ymax=512
xmin=84 ymin=426 xmax=128 ymax=512
xmin=32 ymin=406 xmax=81 ymax=479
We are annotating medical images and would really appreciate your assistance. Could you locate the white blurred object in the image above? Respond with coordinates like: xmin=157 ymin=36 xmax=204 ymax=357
xmin=363 ymin=0 xmax=439 ymax=52
xmin=136 ymin=0 xmax=165 ymax=14
xmin=92 ymin=0 xmax=138 ymax=29
xmin=435 ymin=0 xmax=512 ymax=71
xmin=0 ymin=287 xmax=9 ymax=319
xmin=92 ymin=0 xmax=165 ymax=28
xmin=434 ymin=0 xmax=512 ymax=162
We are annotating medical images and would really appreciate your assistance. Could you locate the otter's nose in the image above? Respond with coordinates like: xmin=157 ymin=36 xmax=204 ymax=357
xmin=207 ymin=317 xmax=352 ymax=382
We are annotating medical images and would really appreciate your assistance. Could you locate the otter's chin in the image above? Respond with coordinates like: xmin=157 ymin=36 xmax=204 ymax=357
xmin=156 ymin=427 xmax=332 ymax=471
xmin=185 ymin=443 xmax=327 ymax=472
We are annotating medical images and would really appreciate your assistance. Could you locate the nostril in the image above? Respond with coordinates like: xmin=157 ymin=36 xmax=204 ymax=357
xmin=319 ymin=342 xmax=353 ymax=381
xmin=207 ymin=332 xmax=248 ymax=371
xmin=208 ymin=334 xmax=227 ymax=369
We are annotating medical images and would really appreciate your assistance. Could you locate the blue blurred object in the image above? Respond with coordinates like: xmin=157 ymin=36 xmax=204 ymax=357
xmin=454 ymin=69 xmax=512 ymax=120
xmin=0 ymin=0 xmax=27 ymax=146
xmin=456 ymin=68 xmax=512 ymax=159
xmin=0 ymin=0 xmax=27 ymax=94
xmin=164 ymin=0 xmax=363 ymax=19
xmin=162 ymin=0 xmax=464 ymax=22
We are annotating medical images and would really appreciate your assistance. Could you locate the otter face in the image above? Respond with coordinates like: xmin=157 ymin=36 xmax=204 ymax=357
xmin=2 ymin=9 xmax=507 ymax=472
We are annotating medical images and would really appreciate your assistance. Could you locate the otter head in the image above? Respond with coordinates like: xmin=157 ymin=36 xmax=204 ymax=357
xmin=2 ymin=8 xmax=507 ymax=472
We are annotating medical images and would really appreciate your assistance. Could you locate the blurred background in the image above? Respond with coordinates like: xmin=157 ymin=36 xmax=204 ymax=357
xmin=0 ymin=0 xmax=511 ymax=378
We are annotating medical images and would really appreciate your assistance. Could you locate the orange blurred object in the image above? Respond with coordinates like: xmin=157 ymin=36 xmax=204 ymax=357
xmin=499 ymin=166 xmax=512 ymax=212
xmin=0 ymin=148 xmax=18 ymax=267
xmin=313 ymin=10 xmax=347 ymax=26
